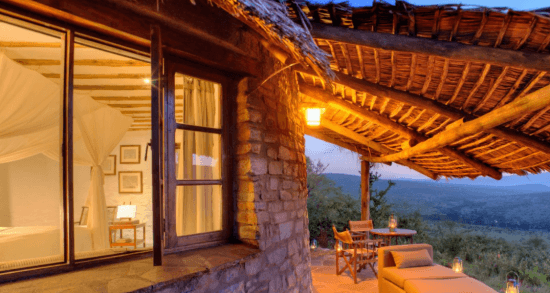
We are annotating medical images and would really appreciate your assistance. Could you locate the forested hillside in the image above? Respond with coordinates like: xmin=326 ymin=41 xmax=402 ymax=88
xmin=325 ymin=173 xmax=550 ymax=231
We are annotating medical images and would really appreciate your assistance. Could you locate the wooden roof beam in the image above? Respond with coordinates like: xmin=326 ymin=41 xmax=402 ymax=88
xmin=366 ymin=84 xmax=550 ymax=166
xmin=318 ymin=119 xmax=438 ymax=180
xmin=299 ymin=69 xmax=550 ymax=156
xmin=310 ymin=22 xmax=550 ymax=72
xmin=299 ymin=81 xmax=502 ymax=179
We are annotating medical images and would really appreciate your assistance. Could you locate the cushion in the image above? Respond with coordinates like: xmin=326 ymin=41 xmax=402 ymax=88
xmin=379 ymin=244 xmax=434 ymax=271
xmin=382 ymin=264 xmax=465 ymax=288
xmin=404 ymin=277 xmax=498 ymax=293
xmin=391 ymin=249 xmax=433 ymax=269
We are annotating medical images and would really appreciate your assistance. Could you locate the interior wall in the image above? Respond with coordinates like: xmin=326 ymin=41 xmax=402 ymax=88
xmin=104 ymin=130 xmax=153 ymax=246
xmin=0 ymin=163 xmax=11 ymax=226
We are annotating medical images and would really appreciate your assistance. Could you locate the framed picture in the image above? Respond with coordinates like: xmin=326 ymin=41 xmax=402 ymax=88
xmin=120 ymin=145 xmax=141 ymax=164
xmin=102 ymin=155 xmax=116 ymax=175
xmin=118 ymin=171 xmax=143 ymax=194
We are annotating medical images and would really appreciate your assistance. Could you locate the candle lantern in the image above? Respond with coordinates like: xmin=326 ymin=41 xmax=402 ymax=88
xmin=305 ymin=108 xmax=322 ymax=126
xmin=505 ymin=272 xmax=520 ymax=293
xmin=310 ymin=239 xmax=318 ymax=251
xmin=452 ymin=257 xmax=463 ymax=273
xmin=388 ymin=214 xmax=397 ymax=232
xmin=335 ymin=241 xmax=343 ymax=252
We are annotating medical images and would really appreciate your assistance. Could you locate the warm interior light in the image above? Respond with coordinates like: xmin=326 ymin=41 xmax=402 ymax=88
xmin=305 ymin=108 xmax=322 ymax=126
xmin=117 ymin=205 xmax=137 ymax=219
xmin=143 ymin=78 xmax=151 ymax=84
xmin=310 ymin=239 xmax=318 ymax=250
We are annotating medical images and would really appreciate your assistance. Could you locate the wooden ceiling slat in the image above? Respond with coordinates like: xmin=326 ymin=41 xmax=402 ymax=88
xmin=406 ymin=54 xmax=416 ymax=91
xmin=531 ymin=123 xmax=550 ymax=136
xmin=514 ymin=16 xmax=537 ymax=50
xmin=356 ymin=45 xmax=365 ymax=79
xmin=521 ymin=105 xmax=550 ymax=132
xmin=473 ymin=66 xmax=509 ymax=114
xmin=434 ymin=59 xmax=449 ymax=101
xmin=495 ymin=152 xmax=544 ymax=166
xmin=425 ymin=117 xmax=451 ymax=135
xmin=407 ymin=109 xmax=426 ymax=127
xmin=14 ymin=59 xmax=149 ymax=66
xmin=374 ymin=48 xmax=381 ymax=83
xmin=494 ymin=10 xmax=513 ymax=48
xmin=446 ymin=62 xmax=470 ymax=105
xmin=417 ymin=113 xmax=440 ymax=132
xmin=456 ymin=134 xmax=494 ymax=150
xmin=421 ymin=56 xmax=435 ymax=95
xmin=449 ymin=6 xmax=462 ymax=42
xmin=398 ymin=106 xmax=415 ymax=123
xmin=471 ymin=9 xmax=488 ymax=46
xmin=462 ymin=64 xmax=491 ymax=111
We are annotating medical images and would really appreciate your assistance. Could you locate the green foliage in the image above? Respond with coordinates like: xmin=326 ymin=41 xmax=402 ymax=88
xmin=426 ymin=222 xmax=550 ymax=291
xmin=367 ymin=170 xmax=395 ymax=228
xmin=307 ymin=158 xmax=396 ymax=248
xmin=306 ymin=157 xmax=360 ymax=247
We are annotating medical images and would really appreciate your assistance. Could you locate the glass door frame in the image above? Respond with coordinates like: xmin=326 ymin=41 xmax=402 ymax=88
xmin=163 ymin=57 xmax=234 ymax=253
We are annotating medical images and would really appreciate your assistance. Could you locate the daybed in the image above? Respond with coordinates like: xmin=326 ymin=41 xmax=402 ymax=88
xmin=378 ymin=244 xmax=498 ymax=293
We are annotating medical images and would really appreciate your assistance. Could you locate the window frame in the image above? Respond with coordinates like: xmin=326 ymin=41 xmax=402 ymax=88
xmin=164 ymin=58 xmax=234 ymax=253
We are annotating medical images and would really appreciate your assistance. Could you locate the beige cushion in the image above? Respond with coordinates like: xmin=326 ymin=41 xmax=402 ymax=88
xmin=404 ymin=277 xmax=498 ymax=293
xmin=379 ymin=244 xmax=434 ymax=272
xmin=382 ymin=264 xmax=465 ymax=288
xmin=391 ymin=249 xmax=433 ymax=269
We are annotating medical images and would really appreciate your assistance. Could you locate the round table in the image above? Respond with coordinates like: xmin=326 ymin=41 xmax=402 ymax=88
xmin=369 ymin=228 xmax=417 ymax=246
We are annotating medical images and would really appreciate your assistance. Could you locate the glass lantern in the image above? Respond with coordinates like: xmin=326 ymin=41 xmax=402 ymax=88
xmin=310 ymin=239 xmax=318 ymax=251
xmin=388 ymin=214 xmax=397 ymax=232
xmin=505 ymin=272 xmax=520 ymax=293
xmin=452 ymin=257 xmax=463 ymax=273
xmin=305 ymin=108 xmax=322 ymax=126
xmin=335 ymin=240 xmax=343 ymax=253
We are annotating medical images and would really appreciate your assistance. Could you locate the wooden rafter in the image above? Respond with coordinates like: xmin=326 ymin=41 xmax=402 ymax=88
xmin=320 ymin=119 xmax=437 ymax=179
xmin=446 ymin=62 xmax=470 ymax=105
xmin=462 ymin=64 xmax=491 ymax=111
xmin=434 ymin=59 xmax=449 ymax=101
xmin=473 ymin=66 xmax=509 ymax=114
xmin=310 ymin=23 xmax=550 ymax=72
xmin=494 ymin=10 xmax=513 ymax=48
xmin=471 ymin=9 xmax=488 ymax=45
xmin=298 ymin=69 xmax=550 ymax=156
xmin=365 ymin=84 xmax=550 ymax=165
xmin=299 ymin=82 xmax=502 ymax=179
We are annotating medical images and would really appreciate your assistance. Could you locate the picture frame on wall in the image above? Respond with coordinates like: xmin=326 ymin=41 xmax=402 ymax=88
xmin=119 ymin=171 xmax=143 ymax=194
xmin=102 ymin=155 xmax=116 ymax=175
xmin=120 ymin=145 xmax=141 ymax=164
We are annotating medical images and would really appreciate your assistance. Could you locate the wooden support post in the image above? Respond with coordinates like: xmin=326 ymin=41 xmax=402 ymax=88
xmin=150 ymin=24 xmax=163 ymax=266
xmin=361 ymin=160 xmax=370 ymax=221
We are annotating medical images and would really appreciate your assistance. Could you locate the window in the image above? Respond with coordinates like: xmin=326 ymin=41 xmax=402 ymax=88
xmin=165 ymin=68 xmax=230 ymax=250
xmin=0 ymin=19 xmax=65 ymax=272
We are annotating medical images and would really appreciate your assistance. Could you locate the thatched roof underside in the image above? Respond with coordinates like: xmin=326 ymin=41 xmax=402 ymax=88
xmin=209 ymin=0 xmax=333 ymax=78
xmin=292 ymin=1 xmax=550 ymax=180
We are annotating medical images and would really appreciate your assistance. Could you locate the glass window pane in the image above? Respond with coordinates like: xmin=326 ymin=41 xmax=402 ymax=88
xmin=174 ymin=73 xmax=221 ymax=129
xmin=72 ymin=41 xmax=152 ymax=260
xmin=175 ymin=129 xmax=221 ymax=181
xmin=176 ymin=185 xmax=222 ymax=236
xmin=0 ymin=20 xmax=64 ymax=271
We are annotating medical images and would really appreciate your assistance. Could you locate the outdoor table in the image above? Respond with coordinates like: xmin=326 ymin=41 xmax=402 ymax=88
xmin=370 ymin=228 xmax=417 ymax=246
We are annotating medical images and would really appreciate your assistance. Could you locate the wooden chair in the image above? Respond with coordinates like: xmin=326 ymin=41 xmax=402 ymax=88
xmin=349 ymin=219 xmax=385 ymax=247
xmin=333 ymin=225 xmax=378 ymax=284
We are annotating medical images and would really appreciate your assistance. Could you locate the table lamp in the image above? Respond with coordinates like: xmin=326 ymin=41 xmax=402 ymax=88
xmin=117 ymin=204 xmax=137 ymax=221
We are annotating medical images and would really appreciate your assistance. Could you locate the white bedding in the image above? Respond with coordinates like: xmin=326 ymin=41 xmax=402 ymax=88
xmin=0 ymin=226 xmax=93 ymax=262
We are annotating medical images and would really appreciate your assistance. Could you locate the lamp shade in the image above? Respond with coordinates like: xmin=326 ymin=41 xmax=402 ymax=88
xmin=117 ymin=205 xmax=137 ymax=218
xmin=305 ymin=108 xmax=322 ymax=126
xmin=505 ymin=272 xmax=520 ymax=293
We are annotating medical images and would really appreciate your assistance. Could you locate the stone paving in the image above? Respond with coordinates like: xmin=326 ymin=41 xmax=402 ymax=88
xmin=310 ymin=248 xmax=379 ymax=293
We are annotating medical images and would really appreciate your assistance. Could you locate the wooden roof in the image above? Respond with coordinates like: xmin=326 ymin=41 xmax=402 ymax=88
xmin=292 ymin=1 xmax=550 ymax=180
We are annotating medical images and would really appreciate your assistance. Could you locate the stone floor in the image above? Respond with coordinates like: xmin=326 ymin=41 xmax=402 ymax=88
xmin=310 ymin=248 xmax=378 ymax=293
xmin=0 ymin=244 xmax=259 ymax=293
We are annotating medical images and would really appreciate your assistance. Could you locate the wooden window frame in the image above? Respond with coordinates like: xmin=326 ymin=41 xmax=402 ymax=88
xmin=0 ymin=9 xmax=154 ymax=282
xmin=163 ymin=57 xmax=235 ymax=254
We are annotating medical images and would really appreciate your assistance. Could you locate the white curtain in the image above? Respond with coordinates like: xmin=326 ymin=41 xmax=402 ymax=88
xmin=0 ymin=53 xmax=132 ymax=250
xmin=176 ymin=77 xmax=222 ymax=236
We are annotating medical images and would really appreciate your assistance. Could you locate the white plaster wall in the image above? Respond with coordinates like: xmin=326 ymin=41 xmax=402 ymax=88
xmin=103 ymin=130 xmax=153 ymax=247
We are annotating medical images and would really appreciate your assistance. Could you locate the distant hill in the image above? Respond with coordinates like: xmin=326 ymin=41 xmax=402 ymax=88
xmin=323 ymin=173 xmax=550 ymax=231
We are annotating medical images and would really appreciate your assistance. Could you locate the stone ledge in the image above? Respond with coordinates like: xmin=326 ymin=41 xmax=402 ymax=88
xmin=0 ymin=244 xmax=260 ymax=293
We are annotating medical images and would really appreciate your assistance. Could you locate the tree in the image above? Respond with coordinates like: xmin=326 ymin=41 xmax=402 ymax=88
xmin=306 ymin=157 xmax=360 ymax=247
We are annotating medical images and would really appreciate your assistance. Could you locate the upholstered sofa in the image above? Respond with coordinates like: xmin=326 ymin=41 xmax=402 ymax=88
xmin=378 ymin=244 xmax=498 ymax=293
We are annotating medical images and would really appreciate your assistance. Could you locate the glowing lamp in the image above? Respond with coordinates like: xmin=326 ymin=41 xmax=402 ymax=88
xmin=310 ymin=239 xmax=318 ymax=250
xmin=452 ymin=257 xmax=463 ymax=273
xmin=335 ymin=241 xmax=342 ymax=252
xmin=117 ymin=205 xmax=137 ymax=220
xmin=505 ymin=272 xmax=520 ymax=293
xmin=305 ymin=108 xmax=322 ymax=126
xmin=143 ymin=78 xmax=151 ymax=84
xmin=388 ymin=214 xmax=397 ymax=232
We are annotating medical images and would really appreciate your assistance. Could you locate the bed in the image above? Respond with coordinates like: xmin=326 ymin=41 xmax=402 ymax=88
xmin=0 ymin=226 xmax=92 ymax=263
